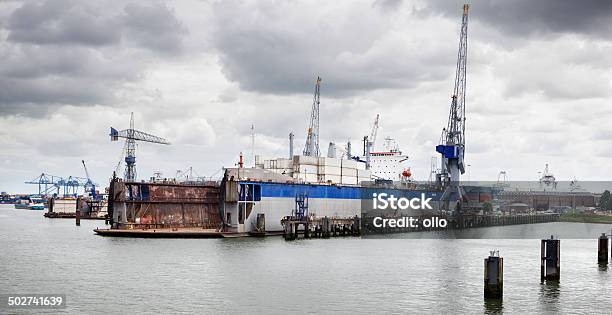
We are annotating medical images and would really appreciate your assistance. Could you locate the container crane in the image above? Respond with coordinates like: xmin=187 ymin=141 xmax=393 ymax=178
xmin=110 ymin=112 xmax=170 ymax=181
xmin=24 ymin=173 xmax=62 ymax=196
xmin=303 ymin=76 xmax=321 ymax=157
xmin=25 ymin=173 xmax=84 ymax=197
xmin=435 ymin=4 xmax=469 ymax=212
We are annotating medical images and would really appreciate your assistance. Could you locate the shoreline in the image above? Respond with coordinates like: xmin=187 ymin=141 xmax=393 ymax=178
xmin=559 ymin=213 xmax=612 ymax=224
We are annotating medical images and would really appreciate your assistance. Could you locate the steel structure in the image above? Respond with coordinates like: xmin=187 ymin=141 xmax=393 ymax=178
xmin=25 ymin=173 xmax=62 ymax=196
xmin=436 ymin=4 xmax=469 ymax=211
xmin=365 ymin=114 xmax=380 ymax=169
xmin=25 ymin=173 xmax=86 ymax=196
xmin=303 ymin=76 xmax=321 ymax=157
xmin=81 ymin=160 xmax=98 ymax=199
xmin=110 ymin=113 xmax=170 ymax=181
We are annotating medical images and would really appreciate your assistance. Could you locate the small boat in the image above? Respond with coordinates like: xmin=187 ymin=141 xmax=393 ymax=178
xmin=27 ymin=197 xmax=46 ymax=210
xmin=14 ymin=198 xmax=30 ymax=209
xmin=14 ymin=197 xmax=46 ymax=210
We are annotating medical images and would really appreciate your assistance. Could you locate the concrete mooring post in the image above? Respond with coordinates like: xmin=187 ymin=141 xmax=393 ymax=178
xmin=75 ymin=209 xmax=81 ymax=226
xmin=256 ymin=213 xmax=265 ymax=233
xmin=484 ymin=250 xmax=503 ymax=299
xmin=541 ymin=235 xmax=560 ymax=281
xmin=598 ymin=233 xmax=609 ymax=263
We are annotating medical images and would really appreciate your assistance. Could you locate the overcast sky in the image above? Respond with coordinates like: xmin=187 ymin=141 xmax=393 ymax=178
xmin=1 ymin=0 xmax=611 ymax=194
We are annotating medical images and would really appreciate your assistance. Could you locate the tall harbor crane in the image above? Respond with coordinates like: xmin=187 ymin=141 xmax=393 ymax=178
xmin=435 ymin=4 xmax=469 ymax=212
xmin=110 ymin=113 xmax=170 ymax=181
xmin=81 ymin=160 xmax=98 ymax=199
xmin=364 ymin=114 xmax=379 ymax=169
xmin=303 ymin=76 xmax=321 ymax=157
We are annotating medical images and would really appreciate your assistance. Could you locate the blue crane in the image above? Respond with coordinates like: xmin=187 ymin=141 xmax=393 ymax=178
xmin=81 ymin=160 xmax=99 ymax=199
xmin=25 ymin=173 xmax=85 ymax=197
xmin=24 ymin=173 xmax=62 ymax=196
xmin=110 ymin=112 xmax=170 ymax=181
xmin=436 ymin=4 xmax=470 ymax=212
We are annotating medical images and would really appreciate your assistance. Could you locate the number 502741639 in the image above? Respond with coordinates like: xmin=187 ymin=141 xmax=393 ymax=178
xmin=2 ymin=294 xmax=66 ymax=309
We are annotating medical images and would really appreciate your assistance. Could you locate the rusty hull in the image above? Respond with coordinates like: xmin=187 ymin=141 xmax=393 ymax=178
xmin=108 ymin=178 xmax=222 ymax=230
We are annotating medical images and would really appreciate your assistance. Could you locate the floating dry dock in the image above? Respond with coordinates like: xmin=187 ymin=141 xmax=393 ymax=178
xmin=94 ymin=167 xmax=576 ymax=238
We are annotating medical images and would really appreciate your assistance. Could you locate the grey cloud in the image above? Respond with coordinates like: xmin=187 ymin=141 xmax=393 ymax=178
xmin=6 ymin=0 xmax=185 ymax=52
xmin=424 ymin=0 xmax=612 ymax=39
xmin=373 ymin=0 xmax=403 ymax=12
xmin=0 ymin=0 xmax=187 ymax=116
xmin=7 ymin=0 xmax=121 ymax=46
xmin=211 ymin=1 xmax=455 ymax=97
xmin=122 ymin=2 xmax=186 ymax=54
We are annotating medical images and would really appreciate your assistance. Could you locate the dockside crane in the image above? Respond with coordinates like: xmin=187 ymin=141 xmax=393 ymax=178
xmin=364 ymin=114 xmax=379 ymax=169
xmin=81 ymin=160 xmax=98 ymax=199
xmin=24 ymin=173 xmax=63 ymax=196
xmin=303 ymin=76 xmax=321 ymax=157
xmin=435 ymin=4 xmax=470 ymax=212
xmin=25 ymin=173 xmax=84 ymax=197
xmin=110 ymin=113 xmax=170 ymax=181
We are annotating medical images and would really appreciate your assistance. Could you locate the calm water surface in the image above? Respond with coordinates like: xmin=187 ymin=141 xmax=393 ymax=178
xmin=1 ymin=205 xmax=611 ymax=314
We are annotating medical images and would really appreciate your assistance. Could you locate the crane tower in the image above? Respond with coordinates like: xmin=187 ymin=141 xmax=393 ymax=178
xmin=436 ymin=4 xmax=469 ymax=211
xmin=365 ymin=114 xmax=379 ymax=169
xmin=110 ymin=113 xmax=170 ymax=181
xmin=303 ymin=76 xmax=321 ymax=157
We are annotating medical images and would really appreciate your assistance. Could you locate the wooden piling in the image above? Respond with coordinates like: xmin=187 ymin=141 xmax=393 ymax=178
xmin=484 ymin=251 xmax=503 ymax=299
xmin=598 ymin=233 xmax=608 ymax=263
xmin=541 ymin=236 xmax=560 ymax=281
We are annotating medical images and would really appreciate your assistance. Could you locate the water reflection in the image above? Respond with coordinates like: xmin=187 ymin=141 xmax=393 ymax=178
xmin=598 ymin=261 xmax=608 ymax=272
xmin=539 ymin=280 xmax=560 ymax=313
xmin=484 ymin=298 xmax=503 ymax=314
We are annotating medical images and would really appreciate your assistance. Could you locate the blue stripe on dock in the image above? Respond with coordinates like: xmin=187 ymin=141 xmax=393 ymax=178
xmin=240 ymin=181 xmax=443 ymax=200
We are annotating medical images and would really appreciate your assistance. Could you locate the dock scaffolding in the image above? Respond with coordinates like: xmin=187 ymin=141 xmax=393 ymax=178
xmin=281 ymin=194 xmax=361 ymax=240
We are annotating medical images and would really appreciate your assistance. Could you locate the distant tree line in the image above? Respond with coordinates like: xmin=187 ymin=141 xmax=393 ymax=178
xmin=600 ymin=190 xmax=612 ymax=211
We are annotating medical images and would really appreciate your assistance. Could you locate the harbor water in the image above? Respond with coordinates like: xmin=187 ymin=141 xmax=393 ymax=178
xmin=1 ymin=204 xmax=611 ymax=314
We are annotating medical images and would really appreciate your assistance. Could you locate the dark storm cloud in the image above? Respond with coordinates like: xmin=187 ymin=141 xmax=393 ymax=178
xmin=0 ymin=0 xmax=186 ymax=116
xmin=211 ymin=1 xmax=455 ymax=97
xmin=7 ymin=0 xmax=121 ymax=46
xmin=6 ymin=0 xmax=185 ymax=52
xmin=425 ymin=0 xmax=612 ymax=39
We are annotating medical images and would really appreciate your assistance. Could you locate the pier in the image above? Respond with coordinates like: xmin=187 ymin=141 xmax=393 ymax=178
xmin=281 ymin=216 xmax=361 ymax=240
xmin=362 ymin=213 xmax=560 ymax=235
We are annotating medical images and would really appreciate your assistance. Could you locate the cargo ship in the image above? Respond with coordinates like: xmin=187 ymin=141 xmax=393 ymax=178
xmin=0 ymin=193 xmax=17 ymax=204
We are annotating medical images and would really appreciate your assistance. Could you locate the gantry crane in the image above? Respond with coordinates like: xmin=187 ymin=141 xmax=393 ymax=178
xmin=110 ymin=112 xmax=170 ymax=181
xmin=25 ymin=173 xmax=85 ymax=197
xmin=303 ymin=76 xmax=321 ymax=157
xmin=24 ymin=173 xmax=63 ymax=196
xmin=435 ymin=4 xmax=469 ymax=212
